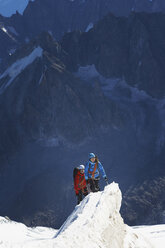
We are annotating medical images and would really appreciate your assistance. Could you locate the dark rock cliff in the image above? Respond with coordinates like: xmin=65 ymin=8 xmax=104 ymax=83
xmin=1 ymin=0 xmax=165 ymax=60
xmin=61 ymin=12 xmax=165 ymax=98
xmin=0 ymin=32 xmax=119 ymax=158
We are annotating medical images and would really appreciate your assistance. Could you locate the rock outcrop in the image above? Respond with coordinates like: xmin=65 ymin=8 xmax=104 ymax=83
xmin=122 ymin=177 xmax=165 ymax=226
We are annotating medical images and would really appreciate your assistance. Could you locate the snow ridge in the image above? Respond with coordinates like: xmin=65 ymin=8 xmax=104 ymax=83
xmin=54 ymin=183 xmax=124 ymax=248
xmin=53 ymin=183 xmax=153 ymax=248
xmin=0 ymin=183 xmax=154 ymax=248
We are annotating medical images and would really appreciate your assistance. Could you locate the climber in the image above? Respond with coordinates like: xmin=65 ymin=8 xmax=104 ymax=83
xmin=85 ymin=153 xmax=108 ymax=192
xmin=73 ymin=164 xmax=88 ymax=204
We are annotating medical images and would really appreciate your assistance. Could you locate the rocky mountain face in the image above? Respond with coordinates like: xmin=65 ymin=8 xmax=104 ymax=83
xmin=4 ymin=10 xmax=165 ymax=98
xmin=61 ymin=12 xmax=165 ymax=98
xmin=122 ymin=177 xmax=165 ymax=225
xmin=0 ymin=32 xmax=118 ymax=163
xmin=1 ymin=9 xmax=165 ymax=228
xmin=1 ymin=0 xmax=165 ymax=60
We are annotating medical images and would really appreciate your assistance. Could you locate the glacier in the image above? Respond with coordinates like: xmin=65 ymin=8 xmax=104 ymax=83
xmin=0 ymin=183 xmax=159 ymax=248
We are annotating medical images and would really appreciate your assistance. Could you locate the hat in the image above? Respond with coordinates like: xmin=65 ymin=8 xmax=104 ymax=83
xmin=89 ymin=153 xmax=96 ymax=159
xmin=77 ymin=164 xmax=85 ymax=170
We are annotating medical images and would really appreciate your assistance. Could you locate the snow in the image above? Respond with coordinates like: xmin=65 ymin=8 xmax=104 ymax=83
xmin=75 ymin=64 xmax=100 ymax=81
xmin=85 ymin=22 xmax=94 ymax=32
xmin=53 ymin=183 xmax=152 ymax=248
xmin=102 ymin=79 xmax=150 ymax=102
xmin=0 ymin=183 xmax=155 ymax=248
xmin=38 ymin=65 xmax=47 ymax=85
xmin=133 ymin=225 xmax=165 ymax=248
xmin=1 ymin=26 xmax=7 ymax=33
xmin=7 ymin=26 xmax=19 ymax=36
xmin=0 ymin=46 xmax=43 ymax=94
xmin=76 ymin=64 xmax=165 ymax=151
xmin=25 ymin=37 xmax=30 ymax=43
xmin=76 ymin=65 xmax=150 ymax=102
xmin=55 ymin=183 xmax=124 ymax=246
xmin=0 ymin=24 xmax=17 ymax=42
xmin=0 ymin=216 xmax=56 ymax=247
xmin=0 ymin=0 xmax=35 ymax=17
xmin=8 ymin=48 xmax=16 ymax=56
xmin=39 ymin=72 xmax=44 ymax=85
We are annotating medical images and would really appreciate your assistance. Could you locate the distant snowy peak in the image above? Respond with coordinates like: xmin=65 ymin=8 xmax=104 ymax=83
xmin=0 ymin=0 xmax=35 ymax=17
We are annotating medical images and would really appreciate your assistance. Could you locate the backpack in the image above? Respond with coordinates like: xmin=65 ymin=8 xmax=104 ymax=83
xmin=73 ymin=167 xmax=78 ymax=180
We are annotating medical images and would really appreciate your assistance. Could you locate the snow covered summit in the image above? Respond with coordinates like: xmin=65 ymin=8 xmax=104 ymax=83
xmin=0 ymin=183 xmax=154 ymax=248
xmin=53 ymin=183 xmax=153 ymax=248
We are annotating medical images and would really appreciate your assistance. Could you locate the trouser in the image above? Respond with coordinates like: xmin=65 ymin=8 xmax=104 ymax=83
xmin=77 ymin=187 xmax=88 ymax=204
xmin=88 ymin=178 xmax=100 ymax=192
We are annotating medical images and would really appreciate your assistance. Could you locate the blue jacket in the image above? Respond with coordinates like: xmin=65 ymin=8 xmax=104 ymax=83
xmin=85 ymin=160 xmax=106 ymax=180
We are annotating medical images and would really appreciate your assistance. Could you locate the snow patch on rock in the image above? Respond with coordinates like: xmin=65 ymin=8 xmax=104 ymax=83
xmin=7 ymin=26 xmax=19 ymax=36
xmin=85 ymin=23 xmax=94 ymax=32
xmin=0 ymin=46 xmax=43 ymax=94
xmin=76 ymin=65 xmax=151 ymax=102
xmin=75 ymin=64 xmax=100 ymax=81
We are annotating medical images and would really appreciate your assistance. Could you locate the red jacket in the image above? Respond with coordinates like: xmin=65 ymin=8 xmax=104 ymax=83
xmin=74 ymin=170 xmax=87 ymax=195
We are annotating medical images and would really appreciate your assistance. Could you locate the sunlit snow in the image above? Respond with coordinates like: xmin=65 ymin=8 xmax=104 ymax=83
xmin=0 ymin=183 xmax=158 ymax=248
xmin=0 ymin=24 xmax=17 ymax=42
xmin=1 ymin=27 xmax=7 ymax=33
xmin=133 ymin=225 xmax=165 ymax=248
